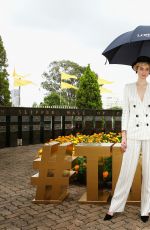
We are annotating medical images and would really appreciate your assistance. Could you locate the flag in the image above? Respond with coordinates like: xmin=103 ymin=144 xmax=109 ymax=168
xmin=98 ymin=77 xmax=114 ymax=85
xmin=99 ymin=86 xmax=112 ymax=93
xmin=61 ymin=72 xmax=77 ymax=80
xmin=12 ymin=68 xmax=25 ymax=79
xmin=14 ymin=78 xmax=33 ymax=87
xmin=61 ymin=81 xmax=78 ymax=90
xmin=12 ymin=67 xmax=35 ymax=87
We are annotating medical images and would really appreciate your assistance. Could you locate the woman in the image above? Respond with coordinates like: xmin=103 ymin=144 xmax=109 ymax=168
xmin=104 ymin=56 xmax=150 ymax=223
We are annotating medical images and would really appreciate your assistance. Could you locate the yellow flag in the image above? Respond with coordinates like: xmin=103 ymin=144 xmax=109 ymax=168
xmin=61 ymin=72 xmax=77 ymax=80
xmin=99 ymin=86 xmax=112 ymax=93
xmin=12 ymin=67 xmax=35 ymax=87
xmin=12 ymin=68 xmax=17 ymax=77
xmin=12 ymin=68 xmax=25 ymax=79
xmin=98 ymin=77 xmax=114 ymax=84
xmin=61 ymin=81 xmax=78 ymax=89
xmin=14 ymin=78 xmax=33 ymax=87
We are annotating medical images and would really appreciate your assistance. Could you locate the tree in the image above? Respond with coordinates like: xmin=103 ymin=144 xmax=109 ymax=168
xmin=76 ymin=64 xmax=102 ymax=109
xmin=41 ymin=60 xmax=86 ymax=106
xmin=0 ymin=36 xmax=11 ymax=106
xmin=32 ymin=102 xmax=38 ymax=107
xmin=40 ymin=92 xmax=67 ymax=106
xmin=109 ymin=106 xmax=121 ymax=110
xmin=42 ymin=92 xmax=60 ymax=106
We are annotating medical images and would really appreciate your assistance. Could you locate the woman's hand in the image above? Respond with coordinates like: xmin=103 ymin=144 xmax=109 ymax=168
xmin=121 ymin=130 xmax=127 ymax=152
xmin=121 ymin=137 xmax=127 ymax=152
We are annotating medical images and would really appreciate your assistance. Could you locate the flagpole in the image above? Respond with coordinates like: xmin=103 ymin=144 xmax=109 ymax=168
xmin=60 ymin=79 xmax=62 ymax=106
xmin=19 ymin=86 xmax=21 ymax=107
xmin=60 ymin=88 xmax=61 ymax=105
xmin=13 ymin=68 xmax=34 ymax=107
xmin=60 ymin=72 xmax=78 ymax=106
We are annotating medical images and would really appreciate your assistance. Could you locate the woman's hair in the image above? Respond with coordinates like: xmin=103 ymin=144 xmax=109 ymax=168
xmin=133 ymin=62 xmax=150 ymax=73
xmin=132 ymin=56 xmax=150 ymax=74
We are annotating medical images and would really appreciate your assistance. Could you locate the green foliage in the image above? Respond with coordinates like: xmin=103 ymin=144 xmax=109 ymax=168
xmin=103 ymin=157 xmax=112 ymax=181
xmin=109 ymin=106 xmax=122 ymax=110
xmin=76 ymin=64 xmax=102 ymax=109
xmin=41 ymin=60 xmax=86 ymax=106
xmin=72 ymin=156 xmax=112 ymax=185
xmin=43 ymin=92 xmax=60 ymax=106
xmin=32 ymin=102 xmax=38 ymax=107
xmin=72 ymin=156 xmax=87 ymax=184
xmin=0 ymin=36 xmax=11 ymax=106
xmin=40 ymin=92 xmax=68 ymax=106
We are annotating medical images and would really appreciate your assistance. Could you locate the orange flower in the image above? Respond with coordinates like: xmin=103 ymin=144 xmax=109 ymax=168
xmin=74 ymin=164 xmax=80 ymax=171
xmin=103 ymin=171 xmax=109 ymax=178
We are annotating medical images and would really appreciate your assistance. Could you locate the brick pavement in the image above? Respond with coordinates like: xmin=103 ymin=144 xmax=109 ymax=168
xmin=0 ymin=144 xmax=150 ymax=230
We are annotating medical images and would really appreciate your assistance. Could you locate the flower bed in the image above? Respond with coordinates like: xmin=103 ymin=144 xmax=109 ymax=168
xmin=38 ymin=132 xmax=122 ymax=187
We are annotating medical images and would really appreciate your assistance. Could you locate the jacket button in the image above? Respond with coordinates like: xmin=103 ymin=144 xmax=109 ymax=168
xmin=148 ymin=105 xmax=150 ymax=107
xmin=146 ymin=114 xmax=148 ymax=117
xmin=147 ymin=123 xmax=149 ymax=126
xmin=136 ymin=124 xmax=139 ymax=127
xmin=133 ymin=105 xmax=136 ymax=108
xmin=136 ymin=114 xmax=139 ymax=117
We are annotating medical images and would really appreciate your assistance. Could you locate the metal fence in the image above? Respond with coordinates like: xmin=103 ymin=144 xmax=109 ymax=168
xmin=0 ymin=107 xmax=122 ymax=148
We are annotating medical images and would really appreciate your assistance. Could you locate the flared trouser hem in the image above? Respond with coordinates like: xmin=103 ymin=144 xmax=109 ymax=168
xmin=108 ymin=138 xmax=150 ymax=215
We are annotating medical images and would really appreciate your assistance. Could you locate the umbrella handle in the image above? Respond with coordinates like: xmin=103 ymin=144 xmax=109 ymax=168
xmin=105 ymin=58 xmax=108 ymax=65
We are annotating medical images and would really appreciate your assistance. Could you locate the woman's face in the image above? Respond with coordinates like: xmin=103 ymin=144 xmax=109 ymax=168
xmin=137 ymin=63 xmax=150 ymax=79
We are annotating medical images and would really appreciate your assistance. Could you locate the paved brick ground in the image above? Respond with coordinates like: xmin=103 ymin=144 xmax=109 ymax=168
xmin=0 ymin=144 xmax=150 ymax=230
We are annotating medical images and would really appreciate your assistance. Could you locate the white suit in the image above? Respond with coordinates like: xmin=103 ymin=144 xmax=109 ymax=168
xmin=121 ymin=82 xmax=150 ymax=140
xmin=108 ymin=81 xmax=150 ymax=215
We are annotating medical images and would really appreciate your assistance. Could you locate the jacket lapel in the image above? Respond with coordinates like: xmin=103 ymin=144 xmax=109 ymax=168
xmin=134 ymin=82 xmax=149 ymax=105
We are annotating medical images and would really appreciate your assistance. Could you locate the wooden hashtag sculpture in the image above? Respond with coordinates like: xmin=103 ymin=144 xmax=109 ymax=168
xmin=31 ymin=141 xmax=75 ymax=203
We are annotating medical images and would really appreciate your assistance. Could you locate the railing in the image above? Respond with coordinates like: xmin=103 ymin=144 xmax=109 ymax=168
xmin=0 ymin=107 xmax=122 ymax=148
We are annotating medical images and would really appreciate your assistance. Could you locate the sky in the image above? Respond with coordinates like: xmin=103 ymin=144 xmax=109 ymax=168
xmin=1 ymin=0 xmax=150 ymax=106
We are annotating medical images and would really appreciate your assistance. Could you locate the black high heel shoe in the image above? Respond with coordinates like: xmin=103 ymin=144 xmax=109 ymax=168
xmin=140 ymin=215 xmax=149 ymax=222
xmin=103 ymin=213 xmax=113 ymax=221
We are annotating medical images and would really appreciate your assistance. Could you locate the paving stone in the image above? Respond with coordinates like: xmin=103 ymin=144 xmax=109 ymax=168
xmin=1 ymin=210 xmax=12 ymax=216
xmin=76 ymin=208 xmax=89 ymax=215
xmin=85 ymin=220 xmax=99 ymax=227
xmin=5 ymin=226 xmax=20 ymax=230
xmin=46 ymin=213 xmax=60 ymax=220
xmin=44 ymin=220 xmax=56 ymax=227
xmin=72 ymin=219 xmax=84 ymax=226
xmin=36 ymin=226 xmax=50 ymax=230
xmin=143 ymin=227 xmax=150 ymax=230
xmin=111 ymin=220 xmax=126 ymax=229
xmin=0 ymin=144 xmax=147 ymax=229
xmin=54 ymin=221 xmax=71 ymax=229
xmin=0 ymin=215 xmax=5 ymax=221
xmin=56 ymin=215 xmax=73 ymax=223
xmin=86 ymin=210 xmax=100 ymax=218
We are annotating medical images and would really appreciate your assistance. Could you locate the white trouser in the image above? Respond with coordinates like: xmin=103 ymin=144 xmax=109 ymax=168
xmin=108 ymin=138 xmax=150 ymax=215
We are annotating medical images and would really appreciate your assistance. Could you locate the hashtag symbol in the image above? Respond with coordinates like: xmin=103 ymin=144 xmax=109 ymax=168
xmin=31 ymin=141 xmax=73 ymax=203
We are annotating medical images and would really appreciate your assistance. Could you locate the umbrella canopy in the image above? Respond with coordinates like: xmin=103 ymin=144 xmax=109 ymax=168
xmin=102 ymin=25 xmax=150 ymax=65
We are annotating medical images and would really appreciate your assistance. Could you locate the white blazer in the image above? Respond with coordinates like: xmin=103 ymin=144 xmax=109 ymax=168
xmin=121 ymin=81 xmax=150 ymax=140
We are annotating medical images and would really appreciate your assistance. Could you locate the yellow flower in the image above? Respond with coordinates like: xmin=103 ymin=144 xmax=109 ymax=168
xmin=38 ymin=148 xmax=43 ymax=153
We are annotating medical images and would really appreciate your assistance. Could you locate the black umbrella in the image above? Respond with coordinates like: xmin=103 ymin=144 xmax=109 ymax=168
xmin=102 ymin=25 xmax=150 ymax=65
